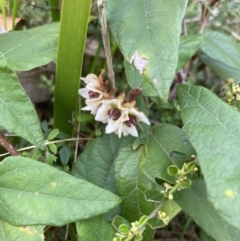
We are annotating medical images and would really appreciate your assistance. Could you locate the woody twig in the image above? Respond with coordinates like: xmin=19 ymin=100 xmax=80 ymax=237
xmin=0 ymin=131 xmax=19 ymax=156
xmin=97 ymin=0 xmax=115 ymax=89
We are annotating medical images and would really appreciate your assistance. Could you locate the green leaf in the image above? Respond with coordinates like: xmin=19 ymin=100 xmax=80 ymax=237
xmin=0 ymin=219 xmax=44 ymax=241
xmin=167 ymin=165 xmax=179 ymax=176
xmin=144 ymin=190 xmax=164 ymax=203
xmin=45 ymin=152 xmax=57 ymax=165
xmin=0 ymin=23 xmax=58 ymax=71
xmin=31 ymin=149 xmax=42 ymax=161
xmin=48 ymin=143 xmax=57 ymax=154
xmin=134 ymin=233 xmax=143 ymax=241
xmin=106 ymin=0 xmax=188 ymax=100
xmin=115 ymin=146 xmax=155 ymax=241
xmin=200 ymin=229 xmax=215 ymax=241
xmin=76 ymin=113 xmax=94 ymax=123
xmin=47 ymin=129 xmax=59 ymax=141
xmin=180 ymin=179 xmax=191 ymax=189
xmin=138 ymin=215 xmax=148 ymax=226
xmin=72 ymin=134 xmax=134 ymax=193
xmin=118 ymin=224 xmax=130 ymax=234
xmin=0 ymin=157 xmax=121 ymax=226
xmin=0 ymin=53 xmax=44 ymax=150
xmin=199 ymin=30 xmax=240 ymax=81
xmin=54 ymin=0 xmax=91 ymax=134
xmin=124 ymin=60 xmax=157 ymax=97
xmin=148 ymin=200 xmax=181 ymax=229
xmin=76 ymin=216 xmax=116 ymax=241
xmin=147 ymin=218 xmax=164 ymax=229
xmin=175 ymin=180 xmax=240 ymax=241
xmin=177 ymin=34 xmax=203 ymax=72
xmin=112 ymin=216 xmax=130 ymax=230
xmin=161 ymin=200 xmax=181 ymax=222
xmin=72 ymin=134 xmax=134 ymax=220
xmin=59 ymin=146 xmax=70 ymax=166
xmin=133 ymin=124 xmax=195 ymax=183
xmin=169 ymin=151 xmax=192 ymax=162
xmin=177 ymin=84 xmax=240 ymax=232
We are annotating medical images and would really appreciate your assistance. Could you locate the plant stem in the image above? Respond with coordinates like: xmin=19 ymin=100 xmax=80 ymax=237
xmin=12 ymin=0 xmax=19 ymax=30
xmin=0 ymin=137 xmax=93 ymax=157
xmin=97 ymin=0 xmax=115 ymax=89
xmin=103 ymin=41 xmax=118 ymax=70
xmin=0 ymin=131 xmax=19 ymax=156
xmin=147 ymin=198 xmax=168 ymax=220
xmin=74 ymin=100 xmax=81 ymax=163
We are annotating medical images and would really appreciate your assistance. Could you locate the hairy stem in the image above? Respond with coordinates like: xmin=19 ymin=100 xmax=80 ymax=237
xmin=97 ymin=0 xmax=115 ymax=89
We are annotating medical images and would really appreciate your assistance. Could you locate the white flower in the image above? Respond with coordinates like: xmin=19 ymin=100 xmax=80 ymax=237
xmin=95 ymin=94 xmax=129 ymax=136
xmin=95 ymin=93 xmax=150 ymax=138
xmin=121 ymin=107 xmax=150 ymax=137
xmin=78 ymin=73 xmax=104 ymax=115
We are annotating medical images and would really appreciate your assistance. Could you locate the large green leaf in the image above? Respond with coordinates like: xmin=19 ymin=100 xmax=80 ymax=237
xmin=115 ymin=146 xmax=155 ymax=241
xmin=124 ymin=59 xmax=157 ymax=97
xmin=72 ymin=134 xmax=134 ymax=192
xmin=177 ymin=34 xmax=203 ymax=72
xmin=0 ymin=53 xmax=44 ymax=149
xmin=175 ymin=180 xmax=240 ymax=241
xmin=0 ymin=23 xmax=58 ymax=71
xmin=125 ymin=34 xmax=203 ymax=96
xmin=0 ymin=157 xmax=121 ymax=226
xmin=133 ymin=124 xmax=195 ymax=183
xmin=177 ymin=84 xmax=240 ymax=231
xmin=76 ymin=216 xmax=115 ymax=241
xmin=199 ymin=30 xmax=240 ymax=81
xmin=0 ymin=220 xmax=44 ymax=241
xmin=106 ymin=0 xmax=188 ymax=101
xmin=72 ymin=134 xmax=134 ymax=220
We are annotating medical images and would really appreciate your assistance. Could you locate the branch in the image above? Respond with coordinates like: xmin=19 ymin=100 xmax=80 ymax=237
xmin=0 ymin=131 xmax=19 ymax=156
xmin=97 ymin=0 xmax=115 ymax=89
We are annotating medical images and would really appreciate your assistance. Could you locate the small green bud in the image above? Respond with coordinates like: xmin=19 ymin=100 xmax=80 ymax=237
xmin=160 ymin=212 xmax=167 ymax=218
xmin=168 ymin=193 xmax=173 ymax=200
xmin=193 ymin=167 xmax=198 ymax=172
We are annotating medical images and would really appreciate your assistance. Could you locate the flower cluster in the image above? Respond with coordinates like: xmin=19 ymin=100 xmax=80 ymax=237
xmin=78 ymin=70 xmax=150 ymax=138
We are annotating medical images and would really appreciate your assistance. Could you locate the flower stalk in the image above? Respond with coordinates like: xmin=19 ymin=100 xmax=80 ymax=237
xmin=97 ymin=0 xmax=115 ymax=89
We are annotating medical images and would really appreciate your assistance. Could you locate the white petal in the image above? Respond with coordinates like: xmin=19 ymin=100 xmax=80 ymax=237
xmin=81 ymin=105 xmax=92 ymax=111
xmin=122 ymin=129 xmax=129 ymax=137
xmin=81 ymin=74 xmax=98 ymax=84
xmin=82 ymin=99 xmax=102 ymax=115
xmin=95 ymin=104 xmax=109 ymax=122
xmin=117 ymin=122 xmax=124 ymax=138
xmin=86 ymin=73 xmax=98 ymax=80
xmin=79 ymin=88 xmax=90 ymax=98
xmin=137 ymin=112 xmax=150 ymax=125
xmin=129 ymin=108 xmax=150 ymax=125
xmin=106 ymin=119 xmax=119 ymax=133
xmin=86 ymin=81 xmax=101 ymax=92
xmin=124 ymin=125 xmax=138 ymax=137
